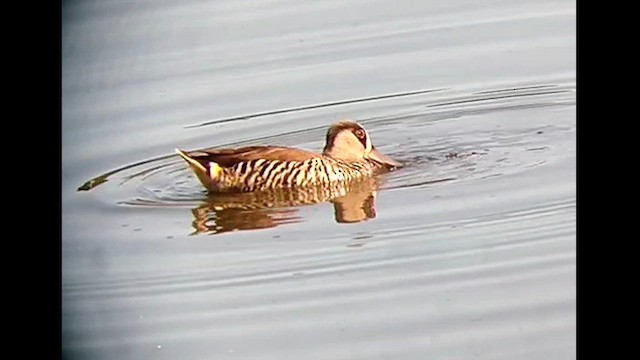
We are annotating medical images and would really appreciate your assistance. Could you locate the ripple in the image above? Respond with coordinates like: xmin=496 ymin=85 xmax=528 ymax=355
xmin=75 ymin=79 xmax=574 ymax=238
xmin=185 ymin=88 xmax=446 ymax=129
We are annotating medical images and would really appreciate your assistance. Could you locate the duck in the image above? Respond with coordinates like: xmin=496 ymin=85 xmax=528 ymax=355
xmin=175 ymin=120 xmax=402 ymax=193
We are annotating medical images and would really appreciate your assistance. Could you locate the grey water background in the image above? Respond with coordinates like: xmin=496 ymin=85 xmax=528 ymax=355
xmin=62 ymin=0 xmax=576 ymax=359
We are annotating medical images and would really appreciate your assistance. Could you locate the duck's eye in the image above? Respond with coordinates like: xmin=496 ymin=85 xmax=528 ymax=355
xmin=354 ymin=129 xmax=366 ymax=139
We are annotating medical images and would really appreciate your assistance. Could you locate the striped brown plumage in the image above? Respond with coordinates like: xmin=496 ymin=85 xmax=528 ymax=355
xmin=223 ymin=157 xmax=377 ymax=192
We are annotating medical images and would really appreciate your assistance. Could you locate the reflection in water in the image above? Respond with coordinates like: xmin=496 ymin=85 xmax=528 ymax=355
xmin=190 ymin=178 xmax=379 ymax=234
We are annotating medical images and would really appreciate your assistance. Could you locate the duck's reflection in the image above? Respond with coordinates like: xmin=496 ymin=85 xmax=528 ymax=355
xmin=190 ymin=178 xmax=379 ymax=235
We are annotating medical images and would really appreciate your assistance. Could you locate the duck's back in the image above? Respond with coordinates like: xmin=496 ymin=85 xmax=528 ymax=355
xmin=193 ymin=146 xmax=321 ymax=167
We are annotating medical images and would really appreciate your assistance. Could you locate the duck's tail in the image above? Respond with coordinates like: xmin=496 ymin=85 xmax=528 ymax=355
xmin=175 ymin=149 xmax=223 ymax=189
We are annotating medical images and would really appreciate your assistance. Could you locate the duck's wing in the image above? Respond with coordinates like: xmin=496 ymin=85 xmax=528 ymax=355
xmin=176 ymin=146 xmax=321 ymax=168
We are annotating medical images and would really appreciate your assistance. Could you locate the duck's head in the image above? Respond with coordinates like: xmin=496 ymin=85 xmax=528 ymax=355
xmin=322 ymin=120 xmax=403 ymax=168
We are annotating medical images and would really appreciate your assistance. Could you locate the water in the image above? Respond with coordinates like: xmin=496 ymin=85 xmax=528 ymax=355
xmin=62 ymin=1 xmax=576 ymax=359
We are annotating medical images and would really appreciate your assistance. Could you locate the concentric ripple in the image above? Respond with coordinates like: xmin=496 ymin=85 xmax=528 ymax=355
xmin=77 ymin=79 xmax=574 ymax=217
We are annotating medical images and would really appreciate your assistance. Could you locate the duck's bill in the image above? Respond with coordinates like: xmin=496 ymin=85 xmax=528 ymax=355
xmin=367 ymin=148 xmax=404 ymax=168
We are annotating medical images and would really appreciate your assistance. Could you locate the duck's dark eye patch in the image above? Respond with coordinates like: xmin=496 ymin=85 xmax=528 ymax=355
xmin=353 ymin=128 xmax=367 ymax=147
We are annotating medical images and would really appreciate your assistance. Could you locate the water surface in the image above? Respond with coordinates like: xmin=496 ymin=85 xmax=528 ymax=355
xmin=62 ymin=1 xmax=576 ymax=359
